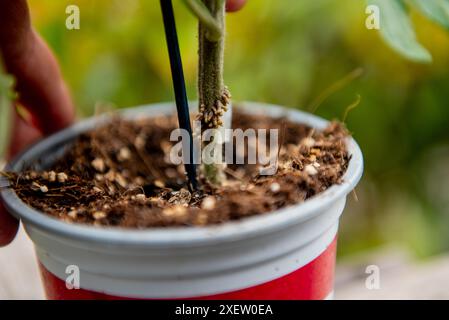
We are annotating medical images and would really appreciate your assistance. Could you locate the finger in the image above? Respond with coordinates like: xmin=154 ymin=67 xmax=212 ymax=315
xmin=0 ymin=110 xmax=41 ymax=246
xmin=0 ymin=0 xmax=28 ymax=246
xmin=1 ymin=0 xmax=75 ymax=135
xmin=0 ymin=0 xmax=31 ymax=58
xmin=0 ymin=200 xmax=19 ymax=247
xmin=7 ymin=108 xmax=42 ymax=160
xmin=226 ymin=0 xmax=247 ymax=12
xmin=5 ymin=31 xmax=75 ymax=135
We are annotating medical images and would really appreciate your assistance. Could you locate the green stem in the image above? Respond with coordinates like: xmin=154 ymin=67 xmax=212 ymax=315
xmin=183 ymin=0 xmax=230 ymax=186
xmin=183 ymin=0 xmax=223 ymax=41
xmin=197 ymin=0 xmax=229 ymax=186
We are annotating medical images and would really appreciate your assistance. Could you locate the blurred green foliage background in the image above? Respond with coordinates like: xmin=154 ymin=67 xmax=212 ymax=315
xmin=28 ymin=0 xmax=449 ymax=258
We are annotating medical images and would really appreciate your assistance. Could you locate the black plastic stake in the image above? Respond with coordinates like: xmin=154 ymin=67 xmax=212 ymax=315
xmin=160 ymin=0 xmax=198 ymax=191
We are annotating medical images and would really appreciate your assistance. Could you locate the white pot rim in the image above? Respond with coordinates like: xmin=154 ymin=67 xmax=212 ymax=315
xmin=0 ymin=102 xmax=363 ymax=248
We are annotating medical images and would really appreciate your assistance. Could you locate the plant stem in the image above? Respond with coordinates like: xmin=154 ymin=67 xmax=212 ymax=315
xmin=197 ymin=0 xmax=230 ymax=186
xmin=183 ymin=0 xmax=222 ymax=41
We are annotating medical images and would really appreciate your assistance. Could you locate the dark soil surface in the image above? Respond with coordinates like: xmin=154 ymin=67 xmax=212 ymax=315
xmin=2 ymin=110 xmax=350 ymax=228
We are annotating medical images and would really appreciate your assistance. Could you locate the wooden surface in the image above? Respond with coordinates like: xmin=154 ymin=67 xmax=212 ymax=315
xmin=0 ymin=226 xmax=45 ymax=299
xmin=335 ymin=247 xmax=449 ymax=299
xmin=1 ymin=227 xmax=448 ymax=300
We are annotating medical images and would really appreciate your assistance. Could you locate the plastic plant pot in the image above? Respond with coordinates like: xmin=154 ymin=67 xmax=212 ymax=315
xmin=0 ymin=102 xmax=363 ymax=300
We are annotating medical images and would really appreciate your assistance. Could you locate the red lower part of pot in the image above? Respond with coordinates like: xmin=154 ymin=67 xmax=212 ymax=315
xmin=38 ymin=238 xmax=337 ymax=300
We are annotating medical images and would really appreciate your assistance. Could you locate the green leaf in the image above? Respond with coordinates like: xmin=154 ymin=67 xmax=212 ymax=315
xmin=369 ymin=0 xmax=432 ymax=63
xmin=0 ymin=69 xmax=14 ymax=161
xmin=409 ymin=0 xmax=449 ymax=30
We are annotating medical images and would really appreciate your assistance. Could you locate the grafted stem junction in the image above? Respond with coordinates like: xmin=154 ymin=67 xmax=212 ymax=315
xmin=185 ymin=0 xmax=231 ymax=186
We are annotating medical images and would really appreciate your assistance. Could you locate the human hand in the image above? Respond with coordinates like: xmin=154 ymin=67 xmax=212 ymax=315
xmin=226 ymin=0 xmax=247 ymax=12
xmin=0 ymin=0 xmax=74 ymax=246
